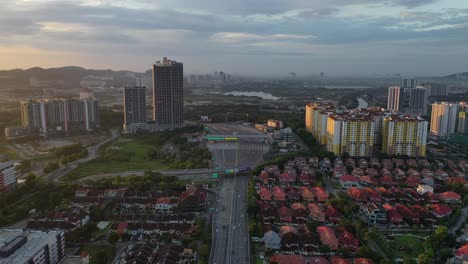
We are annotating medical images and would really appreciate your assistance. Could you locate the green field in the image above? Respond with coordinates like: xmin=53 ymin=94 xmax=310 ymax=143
xmin=0 ymin=144 xmax=20 ymax=160
xmin=383 ymin=234 xmax=427 ymax=259
xmin=63 ymin=135 xmax=169 ymax=181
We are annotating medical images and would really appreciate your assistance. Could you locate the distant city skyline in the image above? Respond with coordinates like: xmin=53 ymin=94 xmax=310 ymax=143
xmin=1 ymin=0 xmax=468 ymax=76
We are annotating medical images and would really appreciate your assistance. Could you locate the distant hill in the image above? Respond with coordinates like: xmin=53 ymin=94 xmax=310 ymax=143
xmin=443 ymin=72 xmax=468 ymax=79
xmin=0 ymin=66 xmax=141 ymax=90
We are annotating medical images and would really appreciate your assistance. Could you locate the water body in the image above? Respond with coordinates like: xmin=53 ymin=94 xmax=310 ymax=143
xmin=223 ymin=91 xmax=282 ymax=100
xmin=357 ymin=98 xmax=369 ymax=109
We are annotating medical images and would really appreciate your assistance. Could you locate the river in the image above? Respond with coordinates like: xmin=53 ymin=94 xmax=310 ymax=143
xmin=357 ymin=98 xmax=368 ymax=109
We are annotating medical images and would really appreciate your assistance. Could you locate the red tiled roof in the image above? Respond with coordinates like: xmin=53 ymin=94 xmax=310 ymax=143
xmin=308 ymin=203 xmax=325 ymax=221
xmin=117 ymin=222 xmax=128 ymax=231
xmin=279 ymin=172 xmax=296 ymax=182
xmin=446 ymin=177 xmax=466 ymax=185
xmin=326 ymin=206 xmax=343 ymax=222
xmin=338 ymin=231 xmax=359 ymax=249
xmin=431 ymin=204 xmax=452 ymax=217
xmin=331 ymin=257 xmax=351 ymax=264
xmin=291 ymin=203 xmax=306 ymax=212
xmin=387 ymin=209 xmax=403 ymax=223
xmin=312 ymin=187 xmax=329 ymax=202
xmin=317 ymin=226 xmax=339 ymax=249
xmin=270 ymin=254 xmax=307 ymax=264
xmin=258 ymin=188 xmax=272 ymax=200
xmin=278 ymin=206 xmax=293 ymax=219
xmin=438 ymin=191 xmax=462 ymax=200
xmin=156 ymin=197 xmax=172 ymax=204
xmin=354 ymin=258 xmax=375 ymax=264
xmin=340 ymin=175 xmax=359 ymax=182
xmin=309 ymin=257 xmax=330 ymax=264
xmin=359 ymin=176 xmax=378 ymax=185
xmin=455 ymin=244 xmax=468 ymax=257
xmin=279 ymin=226 xmax=298 ymax=236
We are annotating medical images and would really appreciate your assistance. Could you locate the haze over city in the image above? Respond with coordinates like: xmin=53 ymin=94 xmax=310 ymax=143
xmin=2 ymin=0 xmax=468 ymax=76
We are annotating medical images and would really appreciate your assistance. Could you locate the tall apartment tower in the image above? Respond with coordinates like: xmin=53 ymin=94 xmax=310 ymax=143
xmin=408 ymin=86 xmax=429 ymax=115
xmin=152 ymin=57 xmax=184 ymax=128
xmin=326 ymin=112 xmax=375 ymax=157
xmin=457 ymin=102 xmax=468 ymax=135
xmin=124 ymin=87 xmax=147 ymax=125
xmin=430 ymin=102 xmax=459 ymax=138
xmin=19 ymin=98 xmax=100 ymax=136
xmin=387 ymin=86 xmax=402 ymax=112
xmin=382 ymin=114 xmax=428 ymax=157
xmin=401 ymin=78 xmax=417 ymax=89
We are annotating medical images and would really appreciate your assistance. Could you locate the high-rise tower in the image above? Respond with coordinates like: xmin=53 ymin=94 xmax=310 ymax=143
xmin=152 ymin=57 xmax=184 ymax=128
xmin=124 ymin=86 xmax=147 ymax=125
xmin=387 ymin=86 xmax=402 ymax=112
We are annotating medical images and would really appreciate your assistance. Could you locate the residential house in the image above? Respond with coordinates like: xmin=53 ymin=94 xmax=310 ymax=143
xmin=263 ymin=230 xmax=281 ymax=250
xmin=438 ymin=191 xmax=462 ymax=204
xmin=312 ymin=187 xmax=329 ymax=202
xmin=278 ymin=205 xmax=293 ymax=223
xmin=270 ymin=254 xmax=307 ymax=264
xmin=326 ymin=206 xmax=343 ymax=224
xmin=339 ymin=175 xmax=360 ymax=189
xmin=273 ymin=186 xmax=287 ymax=202
xmin=291 ymin=203 xmax=308 ymax=223
xmin=317 ymin=226 xmax=339 ymax=250
xmin=279 ymin=226 xmax=300 ymax=250
xmin=258 ymin=187 xmax=273 ymax=201
xmin=299 ymin=186 xmax=315 ymax=202
xmin=338 ymin=230 xmax=359 ymax=251
xmin=308 ymin=203 xmax=326 ymax=222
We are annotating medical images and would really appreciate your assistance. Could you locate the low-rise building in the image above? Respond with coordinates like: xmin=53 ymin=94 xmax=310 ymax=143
xmin=0 ymin=229 xmax=65 ymax=264
xmin=0 ymin=161 xmax=17 ymax=193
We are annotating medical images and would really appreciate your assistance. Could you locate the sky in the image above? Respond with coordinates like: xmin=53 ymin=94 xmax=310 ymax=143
xmin=1 ymin=0 xmax=468 ymax=76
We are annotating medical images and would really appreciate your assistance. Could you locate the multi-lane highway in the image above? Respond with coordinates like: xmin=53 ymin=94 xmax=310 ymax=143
xmin=207 ymin=123 xmax=269 ymax=264
xmin=210 ymin=175 xmax=249 ymax=264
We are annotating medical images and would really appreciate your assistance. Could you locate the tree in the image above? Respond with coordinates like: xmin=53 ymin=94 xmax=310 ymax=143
xmin=439 ymin=247 xmax=452 ymax=261
xmin=307 ymin=221 xmax=321 ymax=232
xmin=108 ymin=231 xmax=120 ymax=243
xmin=417 ymin=253 xmax=432 ymax=264
xmin=95 ymin=251 xmax=109 ymax=264
xmin=402 ymin=257 xmax=416 ymax=264
xmin=379 ymin=259 xmax=393 ymax=264
xmin=434 ymin=225 xmax=448 ymax=243
xmin=198 ymin=244 xmax=210 ymax=259
xmin=357 ymin=246 xmax=373 ymax=258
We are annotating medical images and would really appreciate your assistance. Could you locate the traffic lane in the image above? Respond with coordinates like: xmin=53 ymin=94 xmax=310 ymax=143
xmin=212 ymin=176 xmax=234 ymax=264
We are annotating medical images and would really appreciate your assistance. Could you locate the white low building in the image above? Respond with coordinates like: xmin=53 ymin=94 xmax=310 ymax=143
xmin=416 ymin=184 xmax=434 ymax=195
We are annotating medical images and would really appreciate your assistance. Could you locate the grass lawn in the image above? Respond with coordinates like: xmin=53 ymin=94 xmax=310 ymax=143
xmin=384 ymin=234 xmax=427 ymax=259
xmin=63 ymin=135 xmax=169 ymax=181
xmin=81 ymin=245 xmax=115 ymax=264
xmin=0 ymin=144 xmax=20 ymax=160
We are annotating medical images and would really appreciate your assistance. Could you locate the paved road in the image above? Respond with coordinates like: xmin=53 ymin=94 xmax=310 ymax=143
xmin=210 ymin=175 xmax=249 ymax=264
xmin=208 ymin=123 xmax=267 ymax=264
xmin=69 ymin=168 xmax=217 ymax=183
xmin=449 ymin=206 xmax=468 ymax=235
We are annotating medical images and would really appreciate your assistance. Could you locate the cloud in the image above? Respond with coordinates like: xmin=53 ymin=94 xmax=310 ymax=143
xmin=0 ymin=0 xmax=467 ymax=75
xmin=297 ymin=8 xmax=340 ymax=18
xmin=210 ymin=32 xmax=315 ymax=44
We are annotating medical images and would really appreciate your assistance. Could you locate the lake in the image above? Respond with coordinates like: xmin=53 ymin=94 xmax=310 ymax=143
xmin=357 ymin=98 xmax=369 ymax=109
xmin=223 ymin=91 xmax=282 ymax=100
